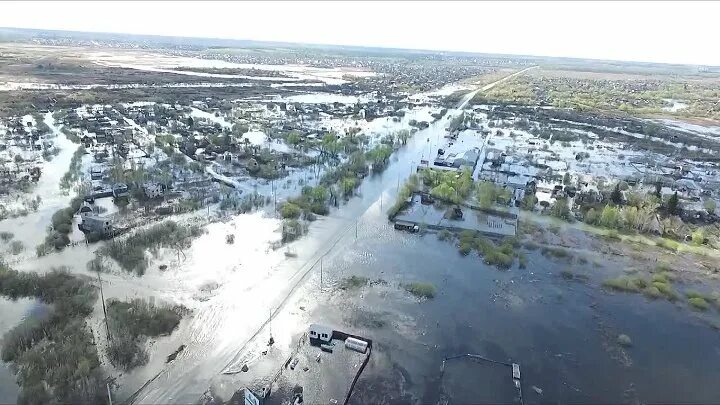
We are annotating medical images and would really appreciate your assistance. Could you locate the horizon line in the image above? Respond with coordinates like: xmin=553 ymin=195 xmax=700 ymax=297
xmin=0 ymin=25 xmax=716 ymax=69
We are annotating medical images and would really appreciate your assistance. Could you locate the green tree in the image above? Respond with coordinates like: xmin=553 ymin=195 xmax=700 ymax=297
xmin=286 ymin=131 xmax=301 ymax=146
xmin=625 ymin=190 xmax=645 ymax=208
xmin=610 ymin=183 xmax=623 ymax=205
xmin=396 ymin=129 xmax=410 ymax=145
xmin=340 ymin=177 xmax=358 ymax=197
xmin=704 ymin=199 xmax=716 ymax=214
xmin=549 ymin=198 xmax=571 ymax=220
xmin=666 ymin=191 xmax=680 ymax=215
xmin=521 ymin=194 xmax=538 ymax=210
xmin=431 ymin=183 xmax=457 ymax=202
xmin=476 ymin=181 xmax=498 ymax=209
xmin=563 ymin=172 xmax=571 ymax=186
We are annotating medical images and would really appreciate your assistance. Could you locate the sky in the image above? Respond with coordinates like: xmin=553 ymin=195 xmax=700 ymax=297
xmin=1 ymin=1 xmax=718 ymax=66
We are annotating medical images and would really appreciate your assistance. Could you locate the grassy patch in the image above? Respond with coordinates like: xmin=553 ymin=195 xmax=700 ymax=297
xmin=98 ymin=221 xmax=204 ymax=275
xmin=603 ymin=273 xmax=681 ymax=302
xmin=437 ymin=229 xmax=453 ymax=241
xmin=340 ymin=275 xmax=369 ymax=290
xmin=602 ymin=276 xmax=648 ymax=292
xmin=651 ymin=271 xmax=673 ymax=284
xmin=656 ymin=238 xmax=680 ymax=252
xmin=603 ymin=230 xmax=622 ymax=241
xmin=652 ymin=281 xmax=679 ymax=301
xmin=403 ymin=282 xmax=436 ymax=299
xmin=561 ymin=270 xmax=589 ymax=282
xmin=688 ymin=297 xmax=710 ymax=311
xmin=541 ymin=246 xmax=573 ymax=260
xmin=106 ymin=298 xmax=187 ymax=371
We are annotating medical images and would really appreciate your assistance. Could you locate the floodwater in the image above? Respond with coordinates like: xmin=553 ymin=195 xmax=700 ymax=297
xmin=148 ymin=85 xmax=720 ymax=404
xmin=5 ymin=68 xmax=718 ymax=404
xmin=662 ymin=99 xmax=689 ymax=113
xmin=0 ymin=81 xmax=255 ymax=92
xmin=0 ymin=113 xmax=81 ymax=251
xmin=198 ymin=134 xmax=720 ymax=405
xmin=284 ymin=209 xmax=720 ymax=404
xmin=88 ymin=52 xmax=375 ymax=86
xmin=125 ymin=93 xmax=468 ymax=404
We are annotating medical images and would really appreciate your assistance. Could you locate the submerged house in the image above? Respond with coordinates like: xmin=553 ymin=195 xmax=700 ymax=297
xmin=79 ymin=214 xmax=113 ymax=237
xmin=142 ymin=182 xmax=165 ymax=199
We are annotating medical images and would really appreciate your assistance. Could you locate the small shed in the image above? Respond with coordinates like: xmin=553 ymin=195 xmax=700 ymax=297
xmin=309 ymin=324 xmax=334 ymax=344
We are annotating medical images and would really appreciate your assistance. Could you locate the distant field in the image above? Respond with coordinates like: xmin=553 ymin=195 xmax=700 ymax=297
xmin=472 ymin=65 xmax=720 ymax=122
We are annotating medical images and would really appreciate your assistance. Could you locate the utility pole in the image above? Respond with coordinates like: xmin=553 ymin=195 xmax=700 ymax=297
xmin=106 ymin=383 xmax=113 ymax=405
xmin=355 ymin=220 xmax=358 ymax=239
xmin=268 ymin=307 xmax=274 ymax=345
xmin=97 ymin=270 xmax=111 ymax=342
xmin=320 ymin=256 xmax=323 ymax=291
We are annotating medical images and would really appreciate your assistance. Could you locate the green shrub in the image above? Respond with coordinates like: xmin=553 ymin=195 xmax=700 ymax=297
xmin=282 ymin=219 xmax=306 ymax=243
xmin=685 ymin=290 xmax=705 ymax=300
xmin=484 ymin=250 xmax=514 ymax=268
xmin=518 ymin=253 xmax=528 ymax=269
xmin=643 ymin=286 xmax=663 ymax=299
xmin=54 ymin=222 xmax=72 ymax=235
xmin=340 ymin=275 xmax=369 ymax=290
xmin=458 ymin=241 xmax=473 ymax=256
xmin=437 ymin=229 xmax=453 ymax=241
xmin=652 ymin=281 xmax=678 ymax=300
xmin=603 ymin=276 xmax=648 ymax=292
xmin=541 ymin=246 xmax=572 ymax=259
xmin=403 ymin=282 xmax=436 ymax=299
xmin=688 ymin=297 xmax=710 ymax=311
xmin=656 ymin=238 xmax=679 ymax=251
xmin=280 ymin=202 xmax=302 ymax=219
xmin=652 ymin=272 xmax=672 ymax=284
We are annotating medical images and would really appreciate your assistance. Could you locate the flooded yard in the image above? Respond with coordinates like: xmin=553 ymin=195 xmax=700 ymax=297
xmin=218 ymin=202 xmax=720 ymax=404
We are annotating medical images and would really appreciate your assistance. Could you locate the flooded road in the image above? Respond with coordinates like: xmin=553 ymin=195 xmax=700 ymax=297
xmin=129 ymin=68 xmax=542 ymax=403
